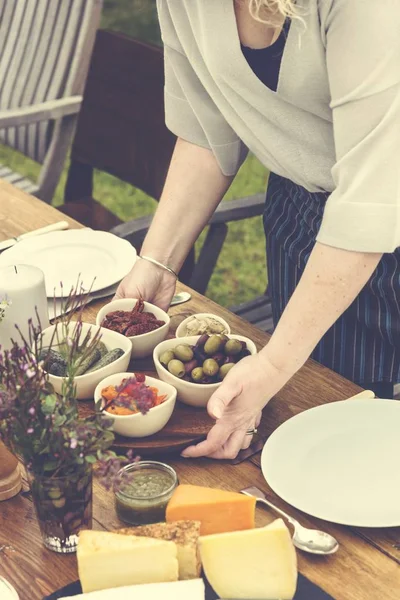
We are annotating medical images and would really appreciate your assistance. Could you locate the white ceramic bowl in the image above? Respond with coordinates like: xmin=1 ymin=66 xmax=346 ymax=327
xmin=94 ymin=373 xmax=177 ymax=438
xmin=153 ymin=334 xmax=257 ymax=407
xmin=41 ymin=322 xmax=131 ymax=400
xmin=176 ymin=312 xmax=231 ymax=338
xmin=96 ymin=298 xmax=170 ymax=359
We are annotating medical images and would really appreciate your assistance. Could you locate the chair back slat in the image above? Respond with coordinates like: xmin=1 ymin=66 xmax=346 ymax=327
xmin=0 ymin=0 xmax=98 ymax=163
xmin=0 ymin=1 xmax=6 ymax=25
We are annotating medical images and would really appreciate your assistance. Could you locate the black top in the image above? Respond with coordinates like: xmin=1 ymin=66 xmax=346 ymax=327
xmin=241 ymin=19 xmax=290 ymax=92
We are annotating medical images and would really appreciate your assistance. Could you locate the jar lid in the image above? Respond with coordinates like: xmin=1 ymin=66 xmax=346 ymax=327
xmin=0 ymin=577 xmax=19 ymax=600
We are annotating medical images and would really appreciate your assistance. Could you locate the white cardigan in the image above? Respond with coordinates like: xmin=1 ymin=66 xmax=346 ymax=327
xmin=157 ymin=0 xmax=400 ymax=253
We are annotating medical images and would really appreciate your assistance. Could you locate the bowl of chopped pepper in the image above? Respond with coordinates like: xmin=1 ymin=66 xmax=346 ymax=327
xmin=94 ymin=373 xmax=177 ymax=438
xmin=96 ymin=298 xmax=170 ymax=359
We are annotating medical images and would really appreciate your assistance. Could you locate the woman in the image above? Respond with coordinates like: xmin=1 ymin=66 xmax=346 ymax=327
xmin=116 ymin=0 xmax=400 ymax=459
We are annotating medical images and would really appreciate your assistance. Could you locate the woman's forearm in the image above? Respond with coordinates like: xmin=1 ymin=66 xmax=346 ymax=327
xmin=261 ymin=242 xmax=383 ymax=376
xmin=141 ymin=138 xmax=232 ymax=272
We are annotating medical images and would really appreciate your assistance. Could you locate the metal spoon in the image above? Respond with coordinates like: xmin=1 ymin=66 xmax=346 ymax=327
xmin=170 ymin=291 xmax=192 ymax=306
xmin=241 ymin=486 xmax=339 ymax=555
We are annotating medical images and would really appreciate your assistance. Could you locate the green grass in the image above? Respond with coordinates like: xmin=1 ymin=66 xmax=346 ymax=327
xmin=0 ymin=0 xmax=269 ymax=308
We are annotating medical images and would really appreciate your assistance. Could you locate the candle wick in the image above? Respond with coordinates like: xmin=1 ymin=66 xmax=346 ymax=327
xmin=14 ymin=266 xmax=18 ymax=274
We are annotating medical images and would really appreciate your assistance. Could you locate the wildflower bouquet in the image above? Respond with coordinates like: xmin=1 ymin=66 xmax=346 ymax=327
xmin=0 ymin=295 xmax=11 ymax=326
xmin=0 ymin=289 xmax=134 ymax=552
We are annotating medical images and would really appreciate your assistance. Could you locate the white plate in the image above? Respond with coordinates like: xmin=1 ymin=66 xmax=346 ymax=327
xmin=0 ymin=230 xmax=136 ymax=297
xmin=0 ymin=578 xmax=19 ymax=600
xmin=261 ymin=399 xmax=400 ymax=527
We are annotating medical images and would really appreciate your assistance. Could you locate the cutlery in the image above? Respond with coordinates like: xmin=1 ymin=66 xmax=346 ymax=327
xmin=346 ymin=389 xmax=375 ymax=400
xmin=171 ymin=291 xmax=192 ymax=306
xmin=48 ymin=284 xmax=120 ymax=320
xmin=241 ymin=486 xmax=339 ymax=555
xmin=0 ymin=221 xmax=69 ymax=252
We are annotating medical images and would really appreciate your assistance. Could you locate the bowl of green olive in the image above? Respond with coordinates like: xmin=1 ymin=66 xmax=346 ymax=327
xmin=153 ymin=333 xmax=257 ymax=407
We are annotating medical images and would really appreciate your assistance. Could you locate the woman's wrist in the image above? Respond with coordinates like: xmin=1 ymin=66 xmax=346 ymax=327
xmin=139 ymin=255 xmax=178 ymax=280
xmin=259 ymin=341 xmax=302 ymax=384
xmin=140 ymin=235 xmax=187 ymax=274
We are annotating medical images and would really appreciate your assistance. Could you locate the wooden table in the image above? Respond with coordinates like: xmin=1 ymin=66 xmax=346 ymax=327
xmin=0 ymin=180 xmax=399 ymax=600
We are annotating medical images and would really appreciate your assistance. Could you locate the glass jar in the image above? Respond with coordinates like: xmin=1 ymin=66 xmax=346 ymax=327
xmin=27 ymin=467 xmax=92 ymax=554
xmin=114 ymin=461 xmax=178 ymax=526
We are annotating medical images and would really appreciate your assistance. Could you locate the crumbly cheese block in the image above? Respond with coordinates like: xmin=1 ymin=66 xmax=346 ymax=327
xmin=117 ymin=520 xmax=201 ymax=580
xmin=77 ymin=530 xmax=178 ymax=593
xmin=60 ymin=579 xmax=205 ymax=600
xmin=199 ymin=519 xmax=297 ymax=600
xmin=166 ymin=484 xmax=256 ymax=535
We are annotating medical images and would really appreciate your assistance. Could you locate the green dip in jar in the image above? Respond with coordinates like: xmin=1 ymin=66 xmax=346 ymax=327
xmin=114 ymin=461 xmax=178 ymax=525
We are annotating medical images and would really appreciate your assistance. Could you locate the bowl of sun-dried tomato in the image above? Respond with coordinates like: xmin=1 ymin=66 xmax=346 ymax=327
xmin=96 ymin=298 xmax=170 ymax=359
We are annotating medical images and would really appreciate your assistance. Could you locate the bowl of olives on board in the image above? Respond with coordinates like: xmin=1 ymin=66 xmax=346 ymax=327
xmin=40 ymin=322 xmax=132 ymax=399
xmin=153 ymin=333 xmax=257 ymax=407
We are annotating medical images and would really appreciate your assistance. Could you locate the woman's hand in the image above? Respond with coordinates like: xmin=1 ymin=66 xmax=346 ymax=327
xmin=114 ymin=259 xmax=176 ymax=311
xmin=181 ymin=353 xmax=288 ymax=460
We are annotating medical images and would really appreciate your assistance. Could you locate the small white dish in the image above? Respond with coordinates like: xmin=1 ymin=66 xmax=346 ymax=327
xmin=41 ymin=322 xmax=131 ymax=400
xmin=176 ymin=312 xmax=231 ymax=338
xmin=94 ymin=373 xmax=177 ymax=438
xmin=261 ymin=398 xmax=400 ymax=527
xmin=96 ymin=298 xmax=170 ymax=359
xmin=153 ymin=334 xmax=257 ymax=408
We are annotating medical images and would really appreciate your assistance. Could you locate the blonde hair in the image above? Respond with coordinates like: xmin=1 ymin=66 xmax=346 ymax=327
xmin=248 ymin=0 xmax=299 ymax=23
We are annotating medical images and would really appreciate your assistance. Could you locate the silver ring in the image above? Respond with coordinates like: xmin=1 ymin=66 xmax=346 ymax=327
xmin=245 ymin=428 xmax=258 ymax=435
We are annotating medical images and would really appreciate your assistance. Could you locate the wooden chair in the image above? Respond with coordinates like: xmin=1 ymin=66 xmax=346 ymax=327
xmin=0 ymin=0 xmax=102 ymax=204
xmin=63 ymin=29 xmax=273 ymax=330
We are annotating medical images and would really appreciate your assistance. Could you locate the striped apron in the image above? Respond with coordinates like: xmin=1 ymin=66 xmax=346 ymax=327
xmin=264 ymin=173 xmax=400 ymax=392
xmin=242 ymin=20 xmax=400 ymax=397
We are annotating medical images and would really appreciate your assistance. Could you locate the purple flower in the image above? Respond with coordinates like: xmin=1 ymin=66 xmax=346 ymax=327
xmin=27 ymin=428 xmax=34 ymax=434
xmin=113 ymin=377 xmax=155 ymax=415
xmin=28 ymin=407 xmax=35 ymax=416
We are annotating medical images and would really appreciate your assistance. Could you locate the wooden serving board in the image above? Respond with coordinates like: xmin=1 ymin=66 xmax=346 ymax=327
xmin=76 ymin=307 xmax=254 ymax=456
xmin=78 ymin=398 xmax=214 ymax=456
xmin=77 ymin=322 xmax=215 ymax=455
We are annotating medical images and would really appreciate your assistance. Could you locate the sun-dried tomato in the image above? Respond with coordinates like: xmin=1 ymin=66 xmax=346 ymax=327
xmin=101 ymin=297 xmax=165 ymax=337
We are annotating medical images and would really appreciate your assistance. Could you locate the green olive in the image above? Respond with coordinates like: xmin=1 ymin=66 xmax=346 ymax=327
xmin=160 ymin=350 xmax=175 ymax=367
xmin=203 ymin=358 xmax=219 ymax=377
xmin=52 ymin=497 xmax=66 ymax=509
xmin=47 ymin=487 xmax=62 ymax=500
xmin=191 ymin=367 xmax=204 ymax=382
xmin=204 ymin=335 xmax=222 ymax=356
xmin=224 ymin=339 xmax=242 ymax=356
xmin=168 ymin=359 xmax=186 ymax=378
xmin=220 ymin=363 xmax=235 ymax=379
xmin=174 ymin=344 xmax=194 ymax=362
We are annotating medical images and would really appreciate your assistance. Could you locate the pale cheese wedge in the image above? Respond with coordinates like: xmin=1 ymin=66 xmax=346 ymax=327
xmin=117 ymin=520 xmax=201 ymax=580
xmin=60 ymin=578 xmax=205 ymax=600
xmin=77 ymin=530 xmax=178 ymax=593
xmin=199 ymin=518 xmax=297 ymax=600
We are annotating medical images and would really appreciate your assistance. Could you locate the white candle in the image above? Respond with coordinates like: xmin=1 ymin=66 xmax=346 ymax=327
xmin=0 ymin=265 xmax=50 ymax=351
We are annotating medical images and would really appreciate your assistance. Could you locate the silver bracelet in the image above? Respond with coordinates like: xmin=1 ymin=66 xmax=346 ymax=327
xmin=140 ymin=255 xmax=178 ymax=279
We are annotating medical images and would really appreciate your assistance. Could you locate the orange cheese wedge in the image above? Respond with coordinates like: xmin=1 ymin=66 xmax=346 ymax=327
xmin=166 ymin=484 xmax=256 ymax=535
